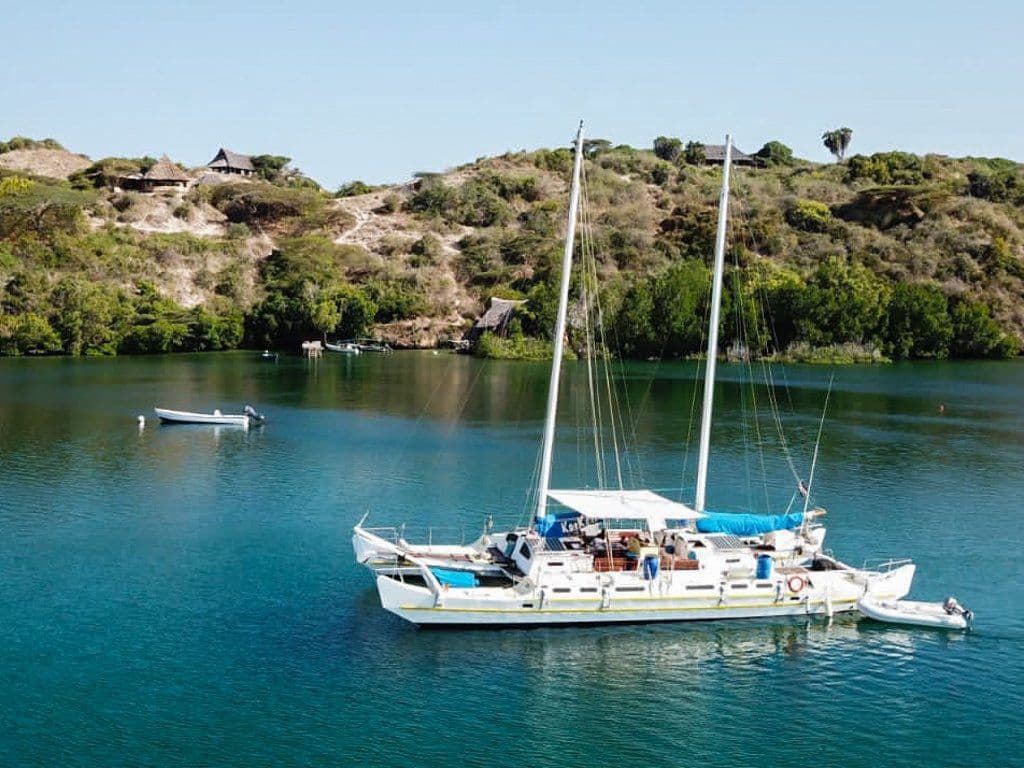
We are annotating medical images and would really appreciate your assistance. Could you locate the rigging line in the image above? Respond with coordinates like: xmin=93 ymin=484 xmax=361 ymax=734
xmin=578 ymin=164 xmax=626 ymax=491
xmin=593 ymin=231 xmax=625 ymax=491
xmin=728 ymin=190 xmax=801 ymax=486
xmin=679 ymin=274 xmax=713 ymax=501
xmin=580 ymin=166 xmax=607 ymax=487
xmin=727 ymin=196 xmax=773 ymax=514
xmin=803 ymin=372 xmax=835 ymax=515
xmin=581 ymin=163 xmax=627 ymax=491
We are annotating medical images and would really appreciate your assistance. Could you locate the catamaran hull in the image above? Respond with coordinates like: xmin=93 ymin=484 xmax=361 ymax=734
xmin=375 ymin=563 xmax=916 ymax=628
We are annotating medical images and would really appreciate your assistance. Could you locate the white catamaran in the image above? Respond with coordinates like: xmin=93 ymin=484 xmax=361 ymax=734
xmin=353 ymin=122 xmax=916 ymax=627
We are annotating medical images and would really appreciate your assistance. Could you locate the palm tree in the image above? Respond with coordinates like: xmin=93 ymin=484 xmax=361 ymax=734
xmin=822 ymin=127 xmax=853 ymax=162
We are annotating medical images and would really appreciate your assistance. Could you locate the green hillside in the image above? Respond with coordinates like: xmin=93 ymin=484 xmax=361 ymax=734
xmin=0 ymin=134 xmax=1021 ymax=360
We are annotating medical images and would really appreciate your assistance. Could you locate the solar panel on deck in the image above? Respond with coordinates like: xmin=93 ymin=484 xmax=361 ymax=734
xmin=706 ymin=534 xmax=747 ymax=551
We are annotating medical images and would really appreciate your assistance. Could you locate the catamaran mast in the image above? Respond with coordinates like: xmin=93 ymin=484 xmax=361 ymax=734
xmin=694 ymin=135 xmax=733 ymax=514
xmin=535 ymin=120 xmax=585 ymax=521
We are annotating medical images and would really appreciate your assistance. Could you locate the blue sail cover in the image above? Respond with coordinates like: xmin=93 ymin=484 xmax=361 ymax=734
xmin=535 ymin=511 xmax=580 ymax=538
xmin=695 ymin=512 xmax=804 ymax=536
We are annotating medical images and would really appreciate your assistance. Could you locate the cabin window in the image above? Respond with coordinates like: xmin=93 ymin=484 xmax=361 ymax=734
xmin=756 ymin=582 xmax=773 ymax=588
xmin=580 ymin=587 xmax=598 ymax=593
xmin=686 ymin=585 xmax=715 ymax=590
xmin=547 ymin=561 xmax=563 ymax=567
xmin=726 ymin=558 xmax=741 ymax=564
xmin=519 ymin=542 xmax=532 ymax=561
xmin=615 ymin=586 xmax=645 ymax=592
xmin=730 ymin=584 xmax=748 ymax=589
xmin=552 ymin=587 xmax=571 ymax=593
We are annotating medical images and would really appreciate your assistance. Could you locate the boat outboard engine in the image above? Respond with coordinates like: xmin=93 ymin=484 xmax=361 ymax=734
xmin=243 ymin=404 xmax=263 ymax=422
xmin=943 ymin=596 xmax=973 ymax=621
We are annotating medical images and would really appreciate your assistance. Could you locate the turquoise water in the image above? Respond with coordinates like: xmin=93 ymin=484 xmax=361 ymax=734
xmin=0 ymin=352 xmax=1021 ymax=767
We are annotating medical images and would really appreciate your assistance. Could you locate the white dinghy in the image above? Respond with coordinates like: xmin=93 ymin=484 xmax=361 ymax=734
xmin=154 ymin=405 xmax=265 ymax=428
xmin=858 ymin=596 xmax=973 ymax=630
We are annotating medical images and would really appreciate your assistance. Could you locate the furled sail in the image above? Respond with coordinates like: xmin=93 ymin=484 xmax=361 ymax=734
xmin=695 ymin=512 xmax=804 ymax=536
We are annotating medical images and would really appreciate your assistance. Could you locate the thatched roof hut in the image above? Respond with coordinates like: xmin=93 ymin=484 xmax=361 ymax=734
xmin=208 ymin=148 xmax=255 ymax=176
xmin=464 ymin=297 xmax=526 ymax=345
xmin=142 ymin=155 xmax=191 ymax=186
xmin=703 ymin=145 xmax=759 ymax=167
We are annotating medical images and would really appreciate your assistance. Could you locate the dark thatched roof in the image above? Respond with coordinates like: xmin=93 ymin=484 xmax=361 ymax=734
xmin=703 ymin=145 xmax=758 ymax=165
xmin=143 ymin=155 xmax=191 ymax=182
xmin=208 ymin=148 xmax=255 ymax=172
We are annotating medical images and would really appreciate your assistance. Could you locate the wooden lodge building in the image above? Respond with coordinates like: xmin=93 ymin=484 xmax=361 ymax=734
xmin=207 ymin=148 xmax=255 ymax=177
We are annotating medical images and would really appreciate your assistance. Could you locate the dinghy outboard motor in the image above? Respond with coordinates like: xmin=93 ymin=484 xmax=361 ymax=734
xmin=943 ymin=596 xmax=974 ymax=622
xmin=243 ymin=404 xmax=265 ymax=423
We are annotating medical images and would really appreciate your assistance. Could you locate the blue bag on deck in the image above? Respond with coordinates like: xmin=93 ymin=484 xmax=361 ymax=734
xmin=429 ymin=568 xmax=479 ymax=588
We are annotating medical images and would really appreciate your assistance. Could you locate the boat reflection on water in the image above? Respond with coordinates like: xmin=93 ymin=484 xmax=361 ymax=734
xmin=369 ymin=611 xmax=939 ymax=684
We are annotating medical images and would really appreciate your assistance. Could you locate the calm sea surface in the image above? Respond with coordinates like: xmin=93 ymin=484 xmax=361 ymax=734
xmin=0 ymin=352 xmax=1021 ymax=767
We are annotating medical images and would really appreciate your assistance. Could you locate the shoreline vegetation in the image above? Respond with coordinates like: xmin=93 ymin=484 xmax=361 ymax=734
xmin=1 ymin=133 xmax=1022 ymax=363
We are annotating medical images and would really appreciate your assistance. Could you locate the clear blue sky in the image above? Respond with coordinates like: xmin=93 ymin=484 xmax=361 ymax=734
xmin=5 ymin=0 xmax=1022 ymax=187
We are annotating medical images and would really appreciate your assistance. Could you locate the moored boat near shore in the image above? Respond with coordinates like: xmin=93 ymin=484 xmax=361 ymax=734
xmin=154 ymin=405 xmax=265 ymax=428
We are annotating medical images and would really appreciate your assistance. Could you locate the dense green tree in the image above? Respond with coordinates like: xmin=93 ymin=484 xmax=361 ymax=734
xmin=651 ymin=260 xmax=710 ymax=356
xmin=250 ymin=155 xmax=292 ymax=182
xmin=799 ymin=258 xmax=889 ymax=346
xmin=653 ymin=136 xmax=683 ymax=164
xmin=49 ymin=277 xmax=128 ymax=355
xmin=949 ymin=298 xmax=1020 ymax=358
xmin=756 ymin=141 xmax=795 ymax=166
xmin=683 ymin=141 xmax=706 ymax=166
xmin=612 ymin=278 xmax=657 ymax=357
xmin=884 ymin=283 xmax=952 ymax=359
xmin=2 ymin=312 xmax=62 ymax=355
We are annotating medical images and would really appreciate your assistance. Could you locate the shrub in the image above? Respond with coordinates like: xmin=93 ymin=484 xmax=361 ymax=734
xmin=846 ymin=152 xmax=924 ymax=185
xmin=409 ymin=234 xmax=442 ymax=266
xmin=112 ymin=193 xmax=141 ymax=213
xmin=336 ymin=180 xmax=376 ymax=197
xmin=785 ymin=199 xmax=832 ymax=232
xmin=173 ymin=202 xmax=194 ymax=220
xmin=226 ymin=222 xmax=251 ymax=239
xmin=69 ymin=157 xmax=155 ymax=190
xmin=0 ymin=136 xmax=64 ymax=154
xmin=208 ymin=182 xmax=324 ymax=224
xmin=380 ymin=193 xmax=402 ymax=213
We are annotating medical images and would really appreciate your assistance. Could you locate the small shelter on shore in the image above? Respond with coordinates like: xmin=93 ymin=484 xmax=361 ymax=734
xmin=207 ymin=148 xmax=255 ymax=177
xmin=463 ymin=297 xmax=526 ymax=347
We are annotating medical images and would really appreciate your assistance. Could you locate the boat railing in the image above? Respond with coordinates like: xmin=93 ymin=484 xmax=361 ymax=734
xmin=861 ymin=557 xmax=914 ymax=572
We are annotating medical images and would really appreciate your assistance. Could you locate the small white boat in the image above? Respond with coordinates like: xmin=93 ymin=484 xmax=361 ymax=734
xmin=154 ymin=405 xmax=265 ymax=428
xmin=325 ymin=341 xmax=361 ymax=354
xmin=858 ymin=595 xmax=973 ymax=630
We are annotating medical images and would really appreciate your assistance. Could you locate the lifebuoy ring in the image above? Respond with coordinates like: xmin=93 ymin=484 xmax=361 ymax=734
xmin=787 ymin=575 xmax=806 ymax=593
